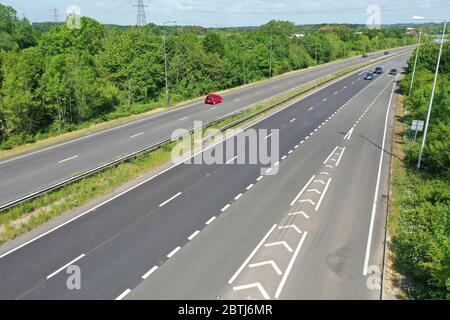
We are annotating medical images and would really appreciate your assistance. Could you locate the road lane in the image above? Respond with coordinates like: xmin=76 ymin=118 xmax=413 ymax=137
xmin=0 ymin=47 xmax=413 ymax=209
xmin=127 ymin=55 xmax=407 ymax=300
xmin=0 ymin=53 xmax=408 ymax=299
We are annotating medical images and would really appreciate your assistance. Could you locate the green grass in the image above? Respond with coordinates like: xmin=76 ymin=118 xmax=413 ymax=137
xmin=388 ymin=89 xmax=450 ymax=300
xmin=0 ymin=142 xmax=175 ymax=245
xmin=0 ymin=54 xmax=395 ymax=245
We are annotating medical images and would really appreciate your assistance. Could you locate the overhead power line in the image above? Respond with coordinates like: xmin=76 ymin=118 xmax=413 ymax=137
xmin=134 ymin=0 xmax=148 ymax=27
xmin=52 ymin=8 xmax=59 ymax=24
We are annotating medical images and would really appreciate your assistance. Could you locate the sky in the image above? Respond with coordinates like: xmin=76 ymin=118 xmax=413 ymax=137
xmin=1 ymin=0 xmax=449 ymax=27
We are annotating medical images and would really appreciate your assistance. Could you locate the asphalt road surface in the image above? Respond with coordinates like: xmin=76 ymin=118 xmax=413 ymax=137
xmin=0 ymin=51 xmax=409 ymax=299
xmin=0 ymin=46 xmax=413 ymax=209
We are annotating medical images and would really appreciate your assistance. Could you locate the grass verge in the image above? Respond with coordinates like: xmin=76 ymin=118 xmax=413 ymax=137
xmin=383 ymin=90 xmax=408 ymax=299
xmin=0 ymin=47 xmax=406 ymax=160
xmin=386 ymin=84 xmax=450 ymax=300
xmin=0 ymin=54 xmax=400 ymax=245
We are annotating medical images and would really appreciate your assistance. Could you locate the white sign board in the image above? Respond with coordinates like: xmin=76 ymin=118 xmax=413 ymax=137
xmin=411 ymin=120 xmax=424 ymax=132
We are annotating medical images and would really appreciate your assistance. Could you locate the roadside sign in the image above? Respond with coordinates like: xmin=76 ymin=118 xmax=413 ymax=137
xmin=411 ymin=120 xmax=424 ymax=132
xmin=411 ymin=120 xmax=424 ymax=143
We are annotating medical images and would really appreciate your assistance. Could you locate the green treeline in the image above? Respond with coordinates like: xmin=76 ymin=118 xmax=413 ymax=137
xmin=394 ymin=41 xmax=449 ymax=299
xmin=0 ymin=3 xmax=415 ymax=149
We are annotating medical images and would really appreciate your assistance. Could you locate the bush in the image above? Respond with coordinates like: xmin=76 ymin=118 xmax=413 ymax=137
xmin=392 ymin=174 xmax=450 ymax=299
xmin=393 ymin=41 xmax=450 ymax=299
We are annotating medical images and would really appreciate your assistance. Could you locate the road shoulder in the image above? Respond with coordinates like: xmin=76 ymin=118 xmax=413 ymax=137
xmin=381 ymin=77 xmax=407 ymax=300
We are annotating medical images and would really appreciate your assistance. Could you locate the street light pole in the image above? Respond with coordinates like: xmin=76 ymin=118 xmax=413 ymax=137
xmin=269 ymin=28 xmax=273 ymax=78
xmin=416 ymin=18 xmax=446 ymax=171
xmin=315 ymin=36 xmax=318 ymax=64
xmin=163 ymin=20 xmax=177 ymax=107
xmin=314 ymin=28 xmax=322 ymax=65
xmin=409 ymin=29 xmax=422 ymax=96
xmin=269 ymin=25 xmax=281 ymax=78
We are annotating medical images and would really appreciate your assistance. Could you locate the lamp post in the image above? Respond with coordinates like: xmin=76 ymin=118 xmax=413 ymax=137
xmin=409 ymin=28 xmax=422 ymax=96
xmin=163 ymin=20 xmax=177 ymax=107
xmin=269 ymin=25 xmax=281 ymax=78
xmin=314 ymin=28 xmax=323 ymax=65
xmin=412 ymin=16 xmax=447 ymax=171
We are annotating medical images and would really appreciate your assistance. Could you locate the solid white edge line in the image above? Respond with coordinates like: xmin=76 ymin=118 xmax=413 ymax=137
xmin=345 ymin=127 xmax=355 ymax=140
xmin=275 ymin=231 xmax=308 ymax=298
xmin=323 ymin=146 xmax=339 ymax=165
xmin=363 ymin=75 xmax=398 ymax=276
xmin=115 ymin=289 xmax=131 ymax=300
xmin=167 ymin=246 xmax=181 ymax=258
xmin=158 ymin=192 xmax=182 ymax=208
xmin=315 ymin=178 xmax=332 ymax=211
xmin=228 ymin=224 xmax=277 ymax=284
xmin=142 ymin=266 xmax=158 ymax=279
xmin=290 ymin=175 xmax=316 ymax=206
xmin=335 ymin=147 xmax=346 ymax=167
xmin=0 ymin=52 xmax=408 ymax=261
xmin=46 ymin=254 xmax=85 ymax=279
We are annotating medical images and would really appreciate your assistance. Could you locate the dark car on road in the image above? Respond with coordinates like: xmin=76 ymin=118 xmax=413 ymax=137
xmin=389 ymin=68 xmax=397 ymax=75
xmin=205 ymin=93 xmax=224 ymax=105
xmin=362 ymin=53 xmax=368 ymax=58
xmin=364 ymin=71 xmax=374 ymax=80
xmin=384 ymin=51 xmax=390 ymax=55
xmin=374 ymin=66 xmax=383 ymax=74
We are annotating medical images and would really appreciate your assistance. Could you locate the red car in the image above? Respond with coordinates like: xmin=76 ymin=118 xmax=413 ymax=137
xmin=205 ymin=93 xmax=223 ymax=105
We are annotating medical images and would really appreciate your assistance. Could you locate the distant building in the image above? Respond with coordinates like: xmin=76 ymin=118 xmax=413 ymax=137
xmin=407 ymin=29 xmax=418 ymax=36
xmin=293 ymin=33 xmax=305 ymax=38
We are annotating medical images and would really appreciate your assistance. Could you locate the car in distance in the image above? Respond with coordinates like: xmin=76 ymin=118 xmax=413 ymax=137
xmin=384 ymin=51 xmax=390 ymax=55
xmin=374 ymin=66 xmax=383 ymax=74
xmin=364 ymin=71 xmax=374 ymax=80
xmin=362 ymin=53 xmax=368 ymax=58
xmin=205 ymin=93 xmax=224 ymax=105
xmin=389 ymin=68 xmax=397 ymax=75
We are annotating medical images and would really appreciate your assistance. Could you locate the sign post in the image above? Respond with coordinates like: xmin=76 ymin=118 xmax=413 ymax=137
xmin=411 ymin=120 xmax=424 ymax=143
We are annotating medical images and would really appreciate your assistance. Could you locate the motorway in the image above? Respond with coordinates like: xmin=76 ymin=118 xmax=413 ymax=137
xmin=0 ymin=46 xmax=413 ymax=210
xmin=0 ymin=51 xmax=410 ymax=299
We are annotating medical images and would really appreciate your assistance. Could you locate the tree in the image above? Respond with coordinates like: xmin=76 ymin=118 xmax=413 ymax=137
xmin=97 ymin=28 xmax=164 ymax=105
xmin=0 ymin=4 xmax=35 ymax=51
xmin=0 ymin=4 xmax=16 ymax=34
xmin=0 ymin=3 xmax=421 ymax=149
xmin=0 ymin=31 xmax=16 ymax=51
xmin=202 ymin=32 xmax=225 ymax=57
xmin=1 ymin=47 xmax=47 ymax=139
xmin=39 ymin=17 xmax=104 ymax=56
xmin=13 ymin=18 xmax=36 ymax=49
